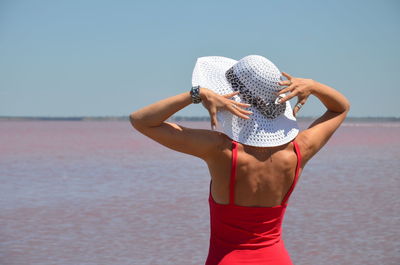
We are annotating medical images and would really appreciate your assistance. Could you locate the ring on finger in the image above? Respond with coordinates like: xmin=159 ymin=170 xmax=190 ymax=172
xmin=296 ymin=103 xmax=303 ymax=109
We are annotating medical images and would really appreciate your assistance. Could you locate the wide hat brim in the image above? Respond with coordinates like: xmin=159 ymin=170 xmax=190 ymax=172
xmin=192 ymin=56 xmax=299 ymax=147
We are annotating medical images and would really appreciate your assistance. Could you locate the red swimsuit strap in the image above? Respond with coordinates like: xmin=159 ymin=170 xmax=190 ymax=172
xmin=229 ymin=140 xmax=238 ymax=205
xmin=281 ymin=140 xmax=302 ymax=205
xmin=228 ymin=140 xmax=302 ymax=206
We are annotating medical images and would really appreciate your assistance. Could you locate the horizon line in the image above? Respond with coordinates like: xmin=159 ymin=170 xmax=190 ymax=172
xmin=0 ymin=115 xmax=399 ymax=122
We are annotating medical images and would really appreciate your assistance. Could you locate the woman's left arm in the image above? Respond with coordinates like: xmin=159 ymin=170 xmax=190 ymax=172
xmin=129 ymin=88 xmax=251 ymax=160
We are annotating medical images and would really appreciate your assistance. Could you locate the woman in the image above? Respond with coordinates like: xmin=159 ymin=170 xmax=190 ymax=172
xmin=130 ymin=55 xmax=350 ymax=265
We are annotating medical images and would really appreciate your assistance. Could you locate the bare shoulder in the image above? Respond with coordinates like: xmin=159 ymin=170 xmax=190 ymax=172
xmin=294 ymin=110 xmax=349 ymax=167
xmin=293 ymin=132 xmax=311 ymax=168
xmin=203 ymin=133 xmax=234 ymax=163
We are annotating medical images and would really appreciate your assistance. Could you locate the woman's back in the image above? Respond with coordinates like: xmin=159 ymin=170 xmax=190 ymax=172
xmin=205 ymin=137 xmax=302 ymax=265
xmin=206 ymin=134 xmax=303 ymax=208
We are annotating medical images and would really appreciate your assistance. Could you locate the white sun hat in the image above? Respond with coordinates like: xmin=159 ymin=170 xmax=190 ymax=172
xmin=192 ymin=55 xmax=299 ymax=147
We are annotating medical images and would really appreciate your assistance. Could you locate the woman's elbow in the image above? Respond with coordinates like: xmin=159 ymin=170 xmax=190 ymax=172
xmin=344 ymin=98 xmax=351 ymax=113
xmin=129 ymin=112 xmax=142 ymax=129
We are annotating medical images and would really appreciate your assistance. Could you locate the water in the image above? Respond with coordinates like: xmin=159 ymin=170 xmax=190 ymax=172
xmin=1 ymin=120 xmax=399 ymax=265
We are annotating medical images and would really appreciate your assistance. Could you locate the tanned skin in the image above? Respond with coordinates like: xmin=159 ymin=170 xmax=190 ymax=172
xmin=130 ymin=72 xmax=350 ymax=207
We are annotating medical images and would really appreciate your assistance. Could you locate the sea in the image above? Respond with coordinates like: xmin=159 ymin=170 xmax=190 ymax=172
xmin=1 ymin=120 xmax=399 ymax=265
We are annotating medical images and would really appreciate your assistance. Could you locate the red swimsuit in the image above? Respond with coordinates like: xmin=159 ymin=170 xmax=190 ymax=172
xmin=205 ymin=140 xmax=301 ymax=265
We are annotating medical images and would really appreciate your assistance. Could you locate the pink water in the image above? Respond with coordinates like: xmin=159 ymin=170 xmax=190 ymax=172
xmin=1 ymin=120 xmax=399 ymax=265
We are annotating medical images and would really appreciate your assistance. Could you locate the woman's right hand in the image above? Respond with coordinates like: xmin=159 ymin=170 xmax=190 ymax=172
xmin=200 ymin=87 xmax=252 ymax=130
xmin=277 ymin=72 xmax=315 ymax=117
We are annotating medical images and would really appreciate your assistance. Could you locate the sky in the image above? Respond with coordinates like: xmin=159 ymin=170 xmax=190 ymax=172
xmin=0 ymin=0 xmax=399 ymax=118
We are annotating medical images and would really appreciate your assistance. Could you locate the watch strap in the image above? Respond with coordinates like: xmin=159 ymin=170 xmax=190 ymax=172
xmin=190 ymin=85 xmax=202 ymax=104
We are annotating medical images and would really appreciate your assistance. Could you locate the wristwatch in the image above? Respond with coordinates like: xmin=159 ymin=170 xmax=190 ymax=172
xmin=190 ymin=85 xmax=202 ymax=104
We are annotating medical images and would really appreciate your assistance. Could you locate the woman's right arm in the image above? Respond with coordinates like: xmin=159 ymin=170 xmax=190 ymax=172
xmin=278 ymin=73 xmax=351 ymax=167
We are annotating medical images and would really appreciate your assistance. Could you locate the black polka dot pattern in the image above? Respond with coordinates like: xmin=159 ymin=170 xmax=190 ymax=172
xmin=225 ymin=67 xmax=286 ymax=119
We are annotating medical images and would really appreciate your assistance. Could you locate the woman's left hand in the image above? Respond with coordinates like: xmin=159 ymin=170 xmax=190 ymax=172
xmin=277 ymin=72 xmax=314 ymax=117
xmin=200 ymin=87 xmax=252 ymax=130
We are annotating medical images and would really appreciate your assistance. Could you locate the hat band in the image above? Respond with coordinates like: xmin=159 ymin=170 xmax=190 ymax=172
xmin=225 ymin=67 xmax=286 ymax=119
